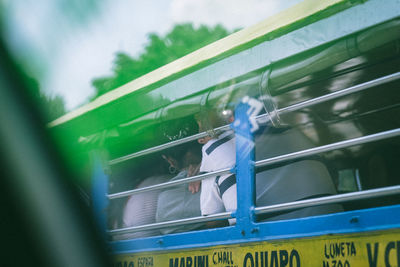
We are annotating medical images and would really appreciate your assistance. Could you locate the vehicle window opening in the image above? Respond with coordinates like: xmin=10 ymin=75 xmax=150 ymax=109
xmin=104 ymin=21 xmax=400 ymax=241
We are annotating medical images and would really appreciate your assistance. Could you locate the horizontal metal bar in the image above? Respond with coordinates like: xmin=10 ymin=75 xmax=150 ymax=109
xmin=109 ymin=72 xmax=399 ymax=166
xmin=109 ymin=125 xmax=232 ymax=165
xmin=110 ymin=185 xmax=400 ymax=237
xmin=108 ymin=167 xmax=232 ymax=199
xmin=107 ymin=73 xmax=399 ymax=201
xmin=278 ymin=71 xmax=400 ymax=115
xmin=255 ymin=71 xmax=400 ymax=122
xmin=109 ymin=211 xmax=232 ymax=236
xmin=256 ymin=128 xmax=400 ymax=168
xmin=254 ymin=185 xmax=400 ymax=216
xmin=109 ymin=128 xmax=400 ymax=200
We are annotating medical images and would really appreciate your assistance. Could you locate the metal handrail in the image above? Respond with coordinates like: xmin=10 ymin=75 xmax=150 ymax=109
xmin=108 ymin=128 xmax=400 ymax=199
xmin=255 ymin=128 xmax=400 ymax=169
xmin=255 ymin=185 xmax=400 ymax=216
xmin=109 ymin=72 xmax=400 ymax=166
xmin=109 ymin=126 xmax=232 ymax=165
xmin=274 ymin=71 xmax=400 ymax=116
xmin=108 ymin=211 xmax=232 ymax=236
xmin=109 ymin=185 xmax=400 ymax=236
xmin=107 ymin=72 xmax=400 ymax=237
xmin=107 ymin=167 xmax=231 ymax=200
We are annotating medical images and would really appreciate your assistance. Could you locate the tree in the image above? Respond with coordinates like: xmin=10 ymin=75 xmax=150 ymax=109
xmin=92 ymin=23 xmax=232 ymax=98
xmin=25 ymin=75 xmax=67 ymax=122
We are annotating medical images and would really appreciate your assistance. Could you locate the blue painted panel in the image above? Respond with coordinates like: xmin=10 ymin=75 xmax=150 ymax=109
xmin=110 ymin=205 xmax=400 ymax=254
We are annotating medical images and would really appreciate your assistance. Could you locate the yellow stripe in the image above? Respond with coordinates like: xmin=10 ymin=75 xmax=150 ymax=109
xmin=49 ymin=0 xmax=347 ymax=128
xmin=113 ymin=229 xmax=400 ymax=267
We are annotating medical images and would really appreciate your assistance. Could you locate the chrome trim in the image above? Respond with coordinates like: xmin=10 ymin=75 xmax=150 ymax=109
xmin=109 ymin=128 xmax=400 ymax=199
xmin=275 ymin=71 xmax=400 ymax=116
xmin=109 ymin=126 xmax=232 ymax=165
xmin=109 ymin=211 xmax=232 ymax=236
xmin=107 ymin=167 xmax=231 ymax=199
xmin=255 ymin=128 xmax=400 ymax=168
xmin=109 ymin=185 xmax=400 ymax=236
xmin=255 ymin=185 xmax=400 ymax=215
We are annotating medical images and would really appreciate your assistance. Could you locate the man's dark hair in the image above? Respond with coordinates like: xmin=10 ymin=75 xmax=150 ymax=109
xmin=163 ymin=141 xmax=202 ymax=169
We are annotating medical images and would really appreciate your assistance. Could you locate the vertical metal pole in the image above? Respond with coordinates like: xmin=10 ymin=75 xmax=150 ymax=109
xmin=232 ymin=103 xmax=256 ymax=234
xmin=91 ymin=153 xmax=109 ymax=235
xmin=355 ymin=168 xmax=363 ymax=191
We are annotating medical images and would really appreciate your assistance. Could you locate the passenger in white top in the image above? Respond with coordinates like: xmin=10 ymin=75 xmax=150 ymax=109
xmin=199 ymin=131 xmax=236 ymax=223
xmin=121 ymin=174 xmax=171 ymax=239
xmin=193 ymin=100 xmax=341 ymax=226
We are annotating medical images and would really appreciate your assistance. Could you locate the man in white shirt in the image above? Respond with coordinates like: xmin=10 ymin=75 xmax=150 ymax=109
xmin=198 ymin=131 xmax=237 ymax=223
xmin=194 ymin=99 xmax=341 ymax=225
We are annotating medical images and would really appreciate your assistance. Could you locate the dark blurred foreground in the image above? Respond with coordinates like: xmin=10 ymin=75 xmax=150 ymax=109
xmin=0 ymin=36 xmax=111 ymax=267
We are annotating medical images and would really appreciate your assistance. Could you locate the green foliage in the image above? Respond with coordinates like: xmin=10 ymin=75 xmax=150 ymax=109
xmin=91 ymin=23 xmax=232 ymax=98
xmin=41 ymin=94 xmax=66 ymax=122
xmin=25 ymin=76 xmax=66 ymax=122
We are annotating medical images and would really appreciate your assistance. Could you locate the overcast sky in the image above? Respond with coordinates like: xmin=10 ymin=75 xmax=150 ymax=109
xmin=3 ymin=0 xmax=301 ymax=110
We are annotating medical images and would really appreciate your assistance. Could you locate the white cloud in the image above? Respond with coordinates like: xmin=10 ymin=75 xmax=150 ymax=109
xmin=169 ymin=0 xmax=301 ymax=30
xmin=4 ymin=0 xmax=63 ymax=78
xmin=4 ymin=0 xmax=302 ymax=111
xmin=44 ymin=0 xmax=173 ymax=110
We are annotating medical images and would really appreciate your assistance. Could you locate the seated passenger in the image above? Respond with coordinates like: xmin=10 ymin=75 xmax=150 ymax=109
xmin=255 ymin=126 xmax=342 ymax=221
xmin=195 ymin=103 xmax=342 ymax=224
xmin=156 ymin=102 xmax=342 ymax=233
xmin=119 ymin=174 xmax=172 ymax=239
xmin=155 ymin=142 xmax=205 ymax=234
xmin=196 ymin=121 xmax=237 ymax=225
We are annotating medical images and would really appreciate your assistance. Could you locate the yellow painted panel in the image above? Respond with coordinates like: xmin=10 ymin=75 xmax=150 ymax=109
xmin=113 ymin=229 xmax=400 ymax=267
